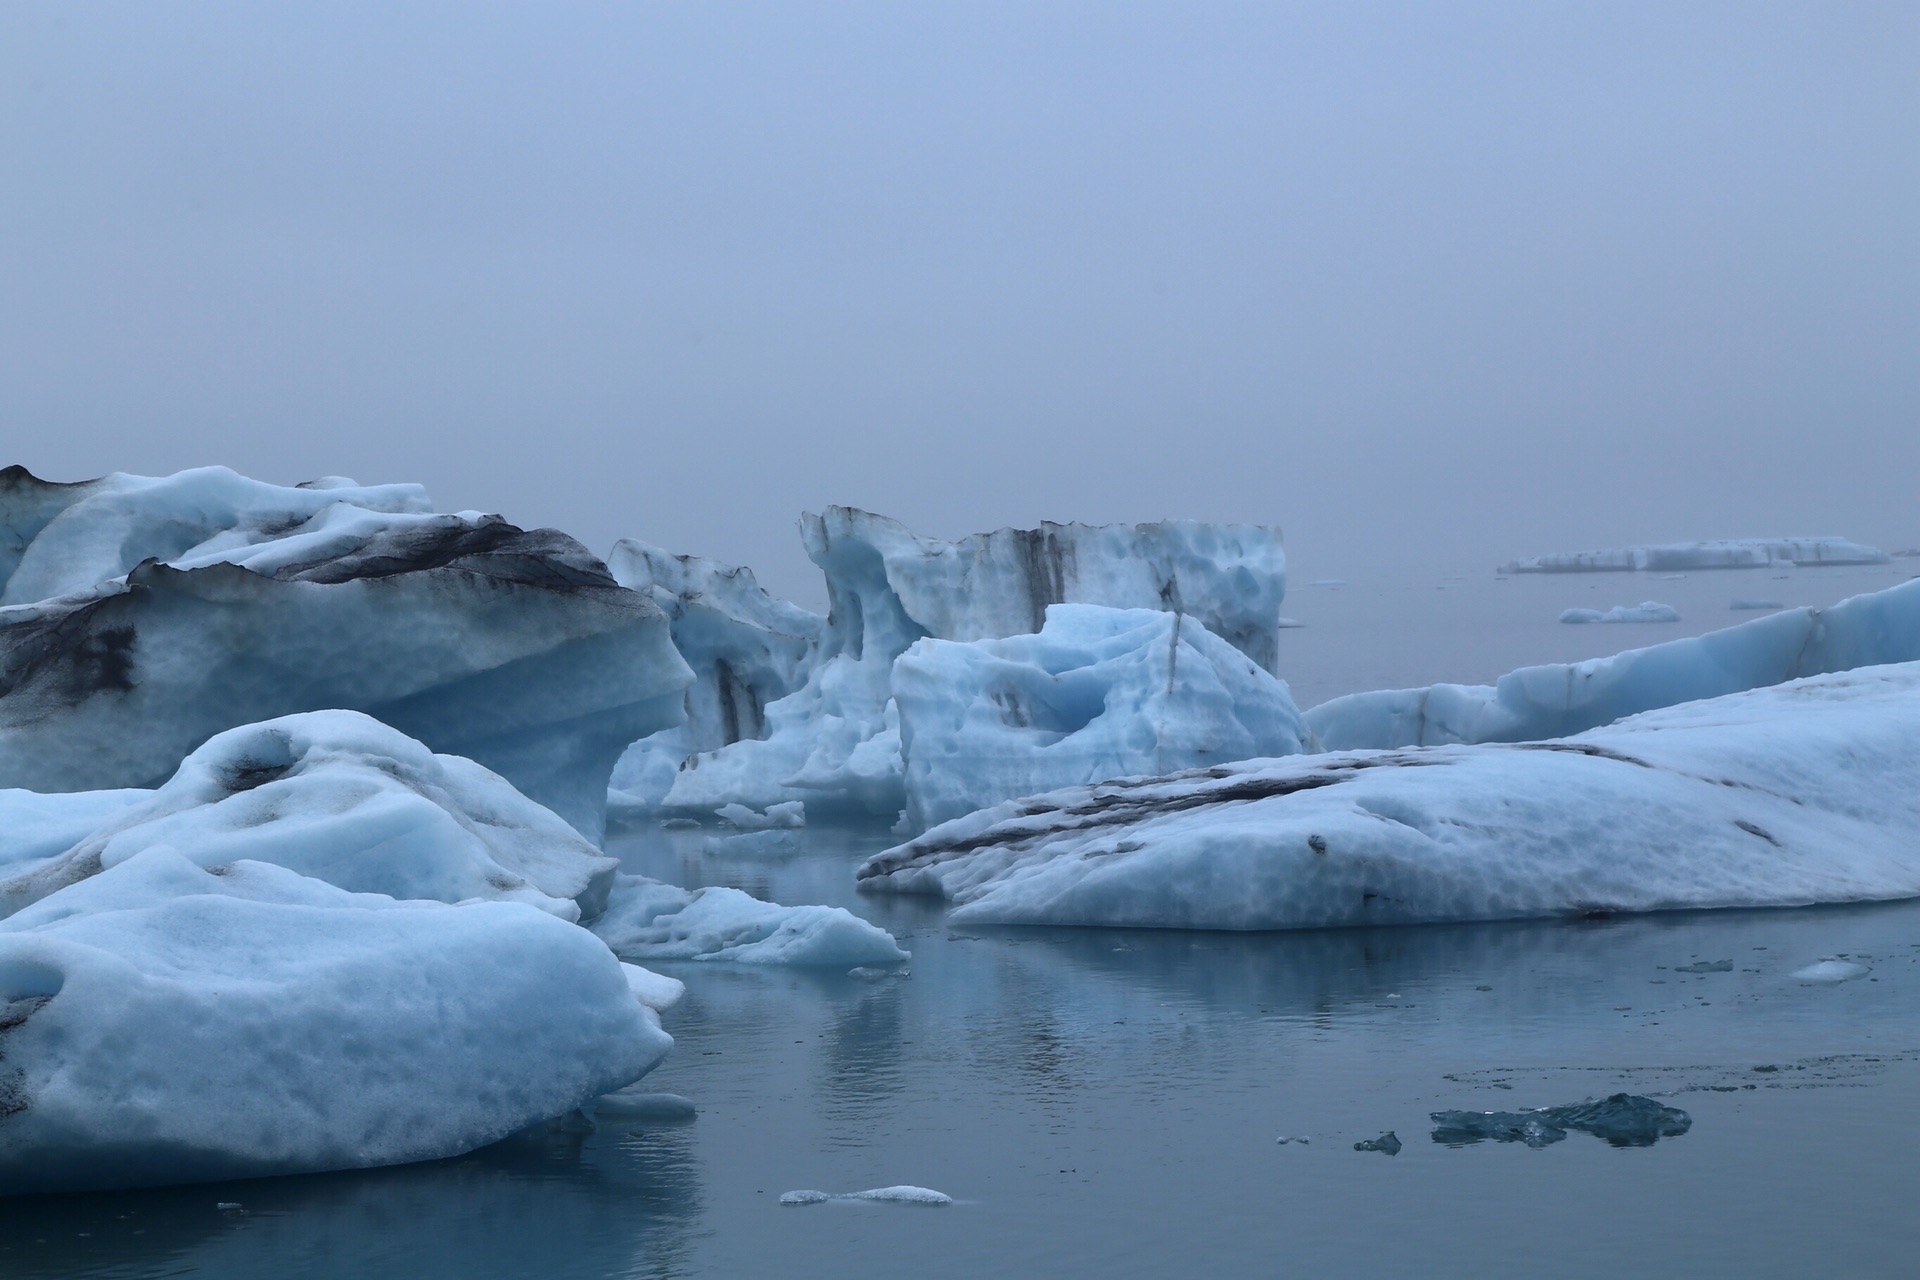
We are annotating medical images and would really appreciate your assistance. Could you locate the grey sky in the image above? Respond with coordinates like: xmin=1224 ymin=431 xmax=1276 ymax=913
xmin=3 ymin=1 xmax=1915 ymax=606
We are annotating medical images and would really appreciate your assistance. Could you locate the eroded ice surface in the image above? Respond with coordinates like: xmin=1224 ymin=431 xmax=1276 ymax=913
xmin=0 ymin=849 xmax=675 ymax=1195
xmin=894 ymin=605 xmax=1311 ymax=830
xmin=1559 ymin=601 xmax=1680 ymax=624
xmin=1429 ymin=1095 xmax=1691 ymax=1148
xmin=590 ymin=874 xmax=906 ymax=966
xmin=858 ymin=664 xmax=1920 ymax=930
xmin=1307 ymin=577 xmax=1920 ymax=751
xmin=658 ymin=508 xmax=1287 ymax=816
xmin=1499 ymin=537 xmax=1887 ymax=574
xmin=0 ymin=467 xmax=691 ymax=841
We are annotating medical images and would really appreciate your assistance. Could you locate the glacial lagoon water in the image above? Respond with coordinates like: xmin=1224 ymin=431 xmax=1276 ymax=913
xmin=5 ymin=560 xmax=1918 ymax=1279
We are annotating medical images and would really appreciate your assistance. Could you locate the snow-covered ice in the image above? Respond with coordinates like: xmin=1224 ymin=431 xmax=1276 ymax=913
xmin=0 ymin=467 xmax=692 ymax=841
xmin=858 ymin=664 xmax=1920 ymax=930
xmin=0 ymin=711 xmax=623 ymax=922
xmin=590 ymin=874 xmax=908 ymax=966
xmin=1499 ymin=537 xmax=1887 ymax=574
xmin=0 ymin=849 xmax=676 ymax=1195
xmin=658 ymin=508 xmax=1288 ymax=816
xmin=894 ymin=604 xmax=1312 ymax=829
xmin=1307 ymin=577 xmax=1920 ymax=751
xmin=1559 ymin=601 xmax=1680 ymax=624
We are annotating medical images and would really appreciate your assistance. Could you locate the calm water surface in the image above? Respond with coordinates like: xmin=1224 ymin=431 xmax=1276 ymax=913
xmin=5 ymin=561 xmax=1917 ymax=1278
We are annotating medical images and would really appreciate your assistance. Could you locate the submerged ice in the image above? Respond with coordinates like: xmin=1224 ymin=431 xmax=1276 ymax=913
xmin=1430 ymin=1095 xmax=1691 ymax=1148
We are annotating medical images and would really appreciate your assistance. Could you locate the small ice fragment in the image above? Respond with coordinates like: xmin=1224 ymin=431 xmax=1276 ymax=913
xmin=659 ymin=817 xmax=702 ymax=830
xmin=781 ymin=1186 xmax=952 ymax=1206
xmin=1309 ymin=579 xmax=1345 ymax=587
xmin=1295 ymin=1137 xmax=1309 ymax=1145
xmin=1276 ymin=617 xmax=1305 ymax=629
xmin=1674 ymin=959 xmax=1733 ymax=973
xmin=1792 ymin=959 xmax=1870 ymax=983
xmin=593 ymin=1091 xmax=697 ymax=1122
xmin=1353 ymin=1132 xmax=1401 ymax=1155
xmin=1275 ymin=1136 xmax=1289 ymax=1145
xmin=1730 ymin=599 xmax=1785 ymax=611
xmin=701 ymin=829 xmax=800 ymax=857
xmin=216 ymin=1202 xmax=243 ymax=1212
xmin=715 ymin=801 xmax=807 ymax=830
xmin=848 ymin=966 xmax=905 ymax=980
xmin=1560 ymin=602 xmax=1681 ymax=624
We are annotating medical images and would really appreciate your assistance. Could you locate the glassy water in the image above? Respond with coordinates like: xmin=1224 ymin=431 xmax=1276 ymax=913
xmin=6 ymin=561 xmax=1917 ymax=1278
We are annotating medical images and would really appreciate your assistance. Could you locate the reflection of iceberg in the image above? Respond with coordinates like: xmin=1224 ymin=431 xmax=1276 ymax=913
xmin=658 ymin=508 xmax=1287 ymax=816
xmin=1500 ymin=537 xmax=1887 ymax=574
xmin=1309 ymin=578 xmax=1920 ymax=751
xmin=0 ymin=466 xmax=690 ymax=841
xmin=895 ymin=605 xmax=1311 ymax=830
xmin=859 ymin=664 xmax=1920 ymax=930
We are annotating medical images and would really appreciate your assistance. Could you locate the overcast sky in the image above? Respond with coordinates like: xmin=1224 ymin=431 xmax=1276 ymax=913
xmin=3 ymin=1 xmax=1914 ymax=604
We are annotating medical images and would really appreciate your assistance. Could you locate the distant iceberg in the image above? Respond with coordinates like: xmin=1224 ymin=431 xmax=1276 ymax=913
xmin=858 ymin=663 xmax=1920 ymax=929
xmin=1307 ymin=577 xmax=1920 ymax=752
xmin=894 ymin=604 xmax=1311 ymax=830
xmin=1499 ymin=537 xmax=1887 ymax=574
xmin=653 ymin=508 xmax=1287 ymax=817
xmin=1559 ymin=601 xmax=1680 ymax=624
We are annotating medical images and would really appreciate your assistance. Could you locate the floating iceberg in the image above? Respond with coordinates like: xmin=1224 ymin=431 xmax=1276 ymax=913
xmin=0 ymin=848 xmax=676 ymax=1195
xmin=779 ymin=1186 xmax=952 ymax=1206
xmin=659 ymin=508 xmax=1286 ymax=816
xmin=1791 ymin=959 xmax=1870 ymax=983
xmin=1559 ymin=602 xmax=1680 ymax=624
xmin=1307 ymin=577 xmax=1920 ymax=751
xmin=0 ymin=466 xmax=691 ymax=840
xmin=894 ymin=605 xmax=1312 ymax=830
xmin=1430 ymin=1095 xmax=1690 ymax=1148
xmin=858 ymin=664 xmax=1920 ymax=930
xmin=0 ymin=711 xmax=622 ymax=922
xmin=1730 ymin=599 xmax=1785 ymax=611
xmin=606 ymin=541 xmax=823 ymax=808
xmin=1499 ymin=537 xmax=1887 ymax=574
xmin=589 ymin=874 xmax=907 ymax=967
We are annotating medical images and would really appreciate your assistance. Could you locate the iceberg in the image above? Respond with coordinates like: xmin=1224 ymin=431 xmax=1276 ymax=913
xmin=660 ymin=508 xmax=1286 ymax=815
xmin=1307 ymin=577 xmax=1920 ymax=751
xmin=606 ymin=541 xmax=823 ymax=808
xmin=894 ymin=604 xmax=1312 ymax=830
xmin=779 ymin=1186 xmax=952 ymax=1206
xmin=0 ymin=466 xmax=692 ymax=841
xmin=0 ymin=848 xmax=676 ymax=1195
xmin=589 ymin=874 xmax=908 ymax=967
xmin=0 ymin=711 xmax=622 ymax=922
xmin=1559 ymin=602 xmax=1680 ymax=624
xmin=1499 ymin=537 xmax=1888 ymax=574
xmin=857 ymin=663 xmax=1920 ymax=930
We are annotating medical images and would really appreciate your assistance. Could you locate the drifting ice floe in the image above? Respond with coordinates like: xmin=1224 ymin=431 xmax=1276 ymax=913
xmin=1791 ymin=959 xmax=1870 ymax=983
xmin=590 ymin=875 xmax=907 ymax=966
xmin=779 ymin=1186 xmax=953 ymax=1206
xmin=1499 ymin=537 xmax=1887 ymax=574
xmin=0 ymin=466 xmax=692 ymax=841
xmin=857 ymin=664 xmax=1920 ymax=929
xmin=1559 ymin=601 xmax=1680 ymax=624
xmin=1430 ymin=1095 xmax=1690 ymax=1148
xmin=1307 ymin=577 xmax=1920 ymax=751
xmin=894 ymin=604 xmax=1312 ymax=829
xmin=656 ymin=508 xmax=1288 ymax=817
xmin=1730 ymin=599 xmax=1785 ymax=611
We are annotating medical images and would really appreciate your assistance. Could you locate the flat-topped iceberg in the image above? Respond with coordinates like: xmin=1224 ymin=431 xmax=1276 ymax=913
xmin=1499 ymin=537 xmax=1886 ymax=574
xmin=858 ymin=664 xmax=1920 ymax=929
xmin=1308 ymin=577 xmax=1920 ymax=751
xmin=1559 ymin=601 xmax=1680 ymax=624
xmin=659 ymin=508 xmax=1286 ymax=816
xmin=0 ymin=466 xmax=692 ymax=841
xmin=894 ymin=604 xmax=1312 ymax=830
xmin=0 ymin=849 xmax=676 ymax=1195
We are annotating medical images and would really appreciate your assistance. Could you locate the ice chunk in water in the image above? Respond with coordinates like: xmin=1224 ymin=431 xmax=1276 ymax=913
xmin=1430 ymin=1094 xmax=1691 ymax=1148
xmin=1560 ymin=602 xmax=1681 ymax=624
xmin=1791 ymin=959 xmax=1870 ymax=983
xmin=1674 ymin=959 xmax=1733 ymax=973
xmin=592 ymin=1090 xmax=697 ymax=1122
xmin=1353 ymin=1132 xmax=1401 ymax=1155
xmin=779 ymin=1186 xmax=951 ymax=1206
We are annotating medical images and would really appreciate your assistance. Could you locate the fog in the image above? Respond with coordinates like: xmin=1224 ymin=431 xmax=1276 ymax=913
xmin=3 ymin=1 xmax=1914 ymax=606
